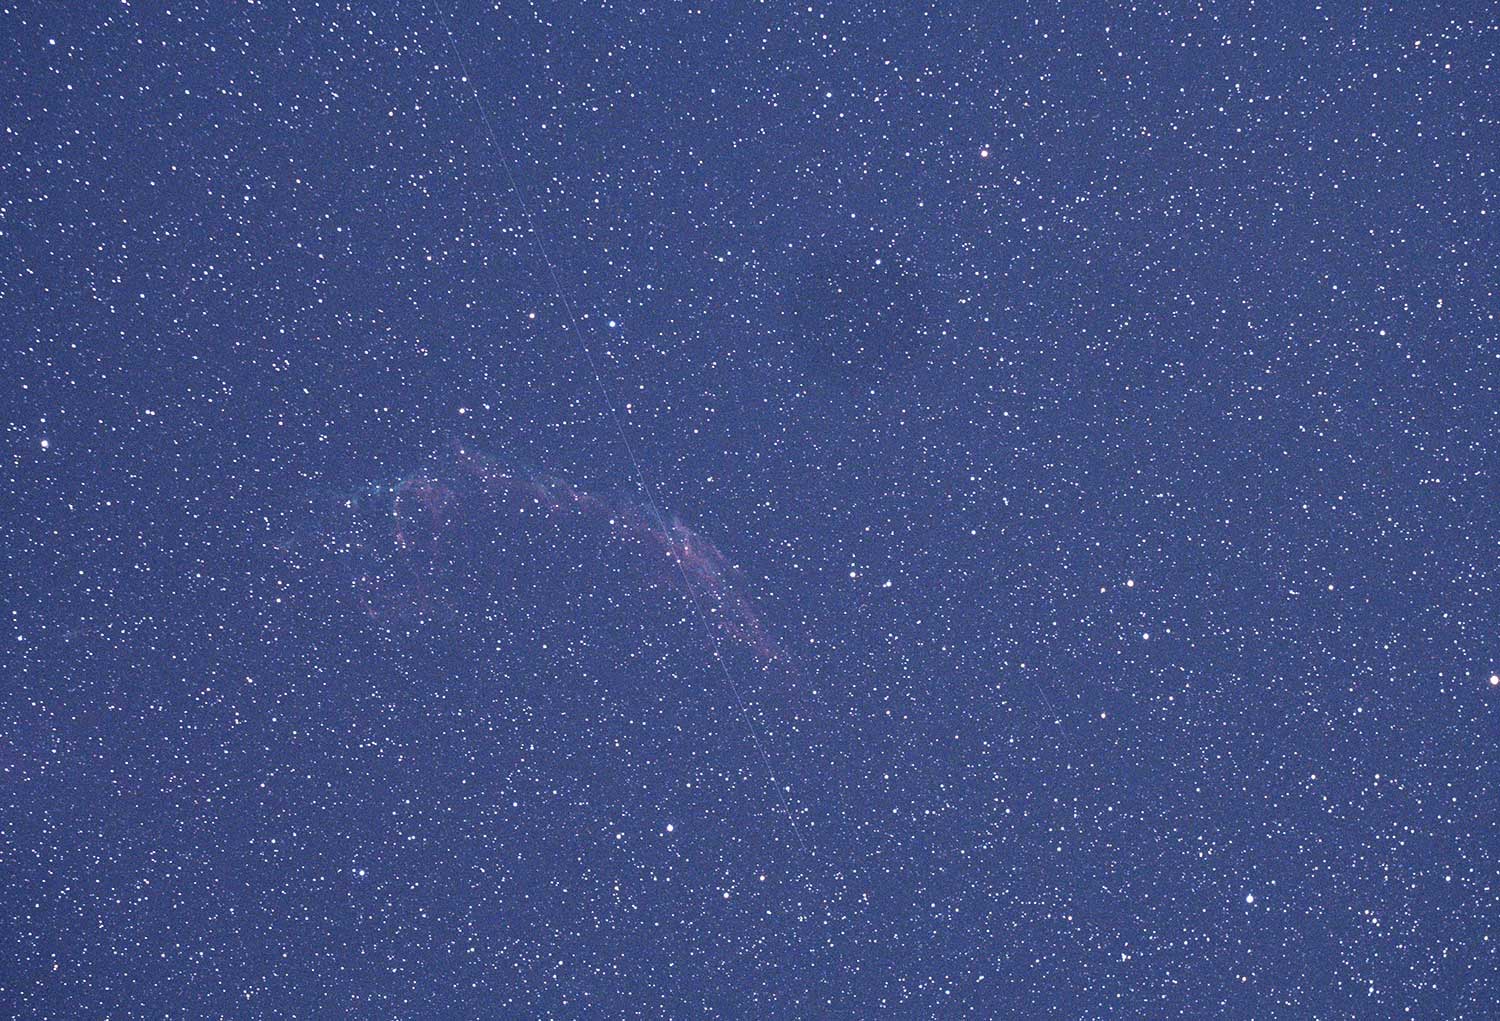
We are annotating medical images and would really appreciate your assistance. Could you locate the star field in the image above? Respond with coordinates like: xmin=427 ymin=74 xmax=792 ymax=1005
xmin=4 ymin=2 xmax=1498 ymax=1017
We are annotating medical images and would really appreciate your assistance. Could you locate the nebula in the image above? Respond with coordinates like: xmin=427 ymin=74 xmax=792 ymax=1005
xmin=325 ymin=445 xmax=784 ymax=668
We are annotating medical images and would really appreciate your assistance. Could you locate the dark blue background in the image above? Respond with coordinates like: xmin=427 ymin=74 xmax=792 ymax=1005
xmin=4 ymin=2 xmax=1497 ymax=1017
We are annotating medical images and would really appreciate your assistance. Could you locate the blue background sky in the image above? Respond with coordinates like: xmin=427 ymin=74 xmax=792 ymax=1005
xmin=4 ymin=2 xmax=1497 ymax=1017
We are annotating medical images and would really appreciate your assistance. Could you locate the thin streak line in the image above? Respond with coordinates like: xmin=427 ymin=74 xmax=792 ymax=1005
xmin=425 ymin=0 xmax=814 ymax=859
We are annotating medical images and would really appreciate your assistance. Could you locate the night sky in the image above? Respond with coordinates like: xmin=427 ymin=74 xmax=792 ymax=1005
xmin=5 ymin=2 xmax=1498 ymax=1017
